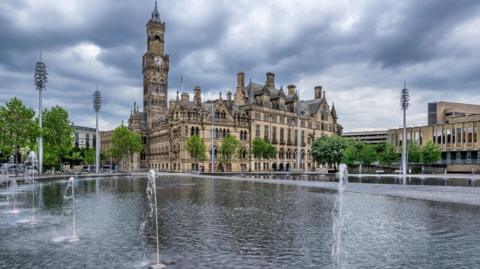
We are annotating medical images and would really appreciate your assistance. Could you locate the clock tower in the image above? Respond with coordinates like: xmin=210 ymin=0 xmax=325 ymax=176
xmin=143 ymin=1 xmax=169 ymax=129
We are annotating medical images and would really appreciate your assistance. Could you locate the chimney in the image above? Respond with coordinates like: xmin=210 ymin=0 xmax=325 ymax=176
xmin=227 ymin=91 xmax=232 ymax=102
xmin=287 ymin=84 xmax=296 ymax=95
xmin=266 ymin=72 xmax=275 ymax=87
xmin=237 ymin=72 xmax=245 ymax=88
xmin=169 ymin=99 xmax=175 ymax=109
xmin=181 ymin=93 xmax=189 ymax=104
xmin=193 ymin=86 xmax=202 ymax=106
xmin=314 ymin=86 xmax=322 ymax=99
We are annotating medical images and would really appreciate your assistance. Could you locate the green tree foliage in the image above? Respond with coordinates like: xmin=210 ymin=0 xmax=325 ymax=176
xmin=407 ymin=143 xmax=422 ymax=163
xmin=219 ymin=134 xmax=242 ymax=163
xmin=378 ymin=143 xmax=399 ymax=165
xmin=82 ymin=148 xmax=96 ymax=165
xmin=251 ymin=138 xmax=276 ymax=159
xmin=421 ymin=141 xmax=441 ymax=165
xmin=374 ymin=142 xmax=387 ymax=154
xmin=359 ymin=144 xmax=377 ymax=165
xmin=64 ymin=147 xmax=84 ymax=166
xmin=0 ymin=97 xmax=39 ymax=164
xmin=111 ymin=125 xmax=143 ymax=170
xmin=42 ymin=106 xmax=73 ymax=168
xmin=341 ymin=144 xmax=359 ymax=165
xmin=185 ymin=134 xmax=207 ymax=161
xmin=311 ymin=136 xmax=348 ymax=170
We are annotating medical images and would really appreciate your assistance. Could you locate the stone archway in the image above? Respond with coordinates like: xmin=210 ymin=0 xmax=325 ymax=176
xmin=279 ymin=163 xmax=284 ymax=171
xmin=272 ymin=163 xmax=277 ymax=171
xmin=286 ymin=163 xmax=290 ymax=171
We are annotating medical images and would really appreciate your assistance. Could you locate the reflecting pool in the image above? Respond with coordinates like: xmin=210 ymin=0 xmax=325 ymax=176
xmin=1 ymin=175 xmax=480 ymax=268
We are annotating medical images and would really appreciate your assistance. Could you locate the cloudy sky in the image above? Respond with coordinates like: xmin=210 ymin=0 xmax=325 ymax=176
xmin=1 ymin=0 xmax=480 ymax=132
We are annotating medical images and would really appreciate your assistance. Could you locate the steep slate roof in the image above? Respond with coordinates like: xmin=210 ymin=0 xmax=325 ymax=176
xmin=302 ymin=99 xmax=322 ymax=114
xmin=331 ymin=103 xmax=338 ymax=119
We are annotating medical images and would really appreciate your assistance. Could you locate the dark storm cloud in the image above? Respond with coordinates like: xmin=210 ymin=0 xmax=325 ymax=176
xmin=1 ymin=0 xmax=480 ymax=131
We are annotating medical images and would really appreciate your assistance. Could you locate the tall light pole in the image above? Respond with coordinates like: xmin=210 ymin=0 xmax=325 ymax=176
xmin=211 ymin=100 xmax=215 ymax=173
xmin=34 ymin=51 xmax=47 ymax=174
xmin=93 ymin=83 xmax=101 ymax=174
xmin=401 ymin=80 xmax=410 ymax=179
xmin=296 ymin=92 xmax=301 ymax=172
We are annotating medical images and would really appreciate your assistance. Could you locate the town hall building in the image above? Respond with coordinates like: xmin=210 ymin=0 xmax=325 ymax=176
xmin=122 ymin=2 xmax=341 ymax=172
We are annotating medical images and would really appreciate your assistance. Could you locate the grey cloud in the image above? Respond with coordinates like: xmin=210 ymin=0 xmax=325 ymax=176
xmin=1 ymin=0 xmax=480 ymax=131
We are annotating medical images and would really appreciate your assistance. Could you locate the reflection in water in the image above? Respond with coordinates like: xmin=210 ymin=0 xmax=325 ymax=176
xmin=1 ymin=175 xmax=480 ymax=268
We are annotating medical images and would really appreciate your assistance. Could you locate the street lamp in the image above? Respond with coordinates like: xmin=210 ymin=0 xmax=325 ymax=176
xmin=296 ymin=92 xmax=301 ymax=172
xmin=93 ymin=82 xmax=101 ymax=174
xmin=211 ymin=98 xmax=215 ymax=173
xmin=34 ymin=51 xmax=47 ymax=174
xmin=400 ymin=80 xmax=410 ymax=180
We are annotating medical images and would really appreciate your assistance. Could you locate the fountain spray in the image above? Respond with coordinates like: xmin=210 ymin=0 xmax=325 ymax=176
xmin=64 ymin=177 xmax=79 ymax=241
xmin=10 ymin=177 xmax=18 ymax=214
xmin=332 ymin=163 xmax=348 ymax=268
xmin=29 ymin=151 xmax=37 ymax=224
xmin=147 ymin=170 xmax=166 ymax=269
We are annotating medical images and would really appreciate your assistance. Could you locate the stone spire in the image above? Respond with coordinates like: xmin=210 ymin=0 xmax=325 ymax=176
xmin=151 ymin=0 xmax=161 ymax=22
xmin=331 ymin=102 xmax=338 ymax=122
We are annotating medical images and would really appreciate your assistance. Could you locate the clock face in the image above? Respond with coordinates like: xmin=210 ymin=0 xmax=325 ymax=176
xmin=154 ymin=56 xmax=163 ymax=66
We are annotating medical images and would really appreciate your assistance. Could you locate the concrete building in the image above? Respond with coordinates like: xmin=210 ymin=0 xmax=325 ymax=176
xmin=72 ymin=125 xmax=96 ymax=149
xmin=342 ymin=130 xmax=388 ymax=144
xmin=103 ymin=3 xmax=342 ymax=172
xmin=389 ymin=108 xmax=480 ymax=172
xmin=428 ymin=101 xmax=480 ymax=125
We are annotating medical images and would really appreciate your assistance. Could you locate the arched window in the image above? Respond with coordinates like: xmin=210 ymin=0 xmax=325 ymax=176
xmin=196 ymin=127 xmax=200 ymax=135
xmin=223 ymin=129 xmax=226 ymax=138
xmin=221 ymin=111 xmax=226 ymax=119
xmin=191 ymin=127 xmax=195 ymax=136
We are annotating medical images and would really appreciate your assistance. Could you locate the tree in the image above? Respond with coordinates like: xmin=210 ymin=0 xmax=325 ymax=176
xmin=359 ymin=144 xmax=377 ymax=166
xmin=42 ymin=106 xmax=73 ymax=170
xmin=82 ymin=148 xmax=96 ymax=165
xmin=251 ymin=138 xmax=276 ymax=160
xmin=408 ymin=143 xmax=422 ymax=163
xmin=341 ymin=144 xmax=359 ymax=165
xmin=421 ymin=141 xmax=441 ymax=165
xmin=311 ymin=136 xmax=348 ymax=170
xmin=378 ymin=143 xmax=399 ymax=165
xmin=374 ymin=142 xmax=387 ymax=154
xmin=251 ymin=138 xmax=265 ymax=159
xmin=111 ymin=125 xmax=143 ymax=171
xmin=219 ymin=134 xmax=242 ymax=164
xmin=185 ymin=134 xmax=207 ymax=161
xmin=64 ymin=147 xmax=84 ymax=167
xmin=0 ymin=97 xmax=39 ymax=170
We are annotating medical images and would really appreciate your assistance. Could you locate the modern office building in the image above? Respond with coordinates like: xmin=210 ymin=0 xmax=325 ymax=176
xmin=72 ymin=125 xmax=96 ymax=149
xmin=342 ymin=130 xmax=388 ymax=144
xmin=428 ymin=101 xmax=480 ymax=125
xmin=389 ymin=103 xmax=480 ymax=172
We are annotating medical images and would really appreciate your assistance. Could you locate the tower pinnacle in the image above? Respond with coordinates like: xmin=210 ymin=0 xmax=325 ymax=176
xmin=151 ymin=0 xmax=160 ymax=22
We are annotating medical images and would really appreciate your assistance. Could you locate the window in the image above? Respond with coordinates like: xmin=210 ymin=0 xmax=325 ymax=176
xmin=75 ymin=132 xmax=79 ymax=147
xmin=264 ymin=126 xmax=269 ymax=140
xmin=288 ymin=129 xmax=291 ymax=143
xmin=272 ymin=127 xmax=277 ymax=141
xmin=280 ymin=128 xmax=284 ymax=142
xmin=256 ymin=125 xmax=260 ymax=138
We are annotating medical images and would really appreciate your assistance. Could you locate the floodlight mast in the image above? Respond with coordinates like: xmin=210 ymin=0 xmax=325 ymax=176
xmin=93 ymin=83 xmax=101 ymax=174
xmin=34 ymin=51 xmax=48 ymax=174
xmin=400 ymin=80 xmax=410 ymax=180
